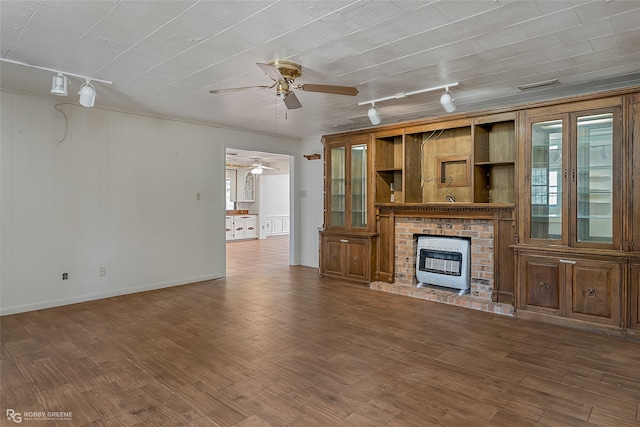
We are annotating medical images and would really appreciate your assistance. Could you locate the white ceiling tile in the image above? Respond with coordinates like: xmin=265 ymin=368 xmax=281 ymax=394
xmin=432 ymin=40 xmax=483 ymax=61
xmin=479 ymin=1 xmax=542 ymax=27
xmin=531 ymin=57 xmax=579 ymax=74
xmin=387 ymin=4 xmax=449 ymax=36
xmin=473 ymin=26 xmax=530 ymax=49
xmin=507 ymin=33 xmax=564 ymax=55
xmin=556 ymin=19 xmax=615 ymax=45
xmin=27 ymin=1 xmax=118 ymax=34
xmin=533 ymin=1 xmax=590 ymax=15
xmin=610 ymin=8 xmax=640 ymax=32
xmin=520 ymin=8 xmax=582 ymax=38
xmin=543 ymin=41 xmax=594 ymax=62
xmin=4 ymin=26 xmax=84 ymax=66
xmin=431 ymin=0 xmax=501 ymax=21
xmin=0 ymin=1 xmax=39 ymax=55
xmin=574 ymin=1 xmax=640 ymax=25
xmin=589 ymin=28 xmax=640 ymax=51
xmin=223 ymin=2 xmax=316 ymax=45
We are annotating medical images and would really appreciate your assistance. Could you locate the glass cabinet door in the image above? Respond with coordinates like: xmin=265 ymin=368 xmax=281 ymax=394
xmin=526 ymin=107 xmax=620 ymax=249
xmin=330 ymin=146 xmax=346 ymax=227
xmin=574 ymin=112 xmax=614 ymax=244
xmin=351 ymin=143 xmax=367 ymax=228
xmin=530 ymin=119 xmax=565 ymax=241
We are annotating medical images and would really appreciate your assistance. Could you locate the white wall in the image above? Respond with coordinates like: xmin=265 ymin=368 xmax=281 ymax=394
xmin=1 ymin=91 xmax=300 ymax=314
xmin=297 ymin=138 xmax=325 ymax=268
xmin=260 ymin=174 xmax=290 ymax=236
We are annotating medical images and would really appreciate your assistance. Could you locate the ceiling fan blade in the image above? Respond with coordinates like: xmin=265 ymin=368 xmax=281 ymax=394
xmin=298 ymin=83 xmax=359 ymax=96
xmin=257 ymin=62 xmax=284 ymax=82
xmin=209 ymin=85 xmax=272 ymax=94
xmin=283 ymin=91 xmax=302 ymax=109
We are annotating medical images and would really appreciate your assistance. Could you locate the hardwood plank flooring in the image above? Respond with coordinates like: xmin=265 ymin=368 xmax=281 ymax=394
xmin=1 ymin=235 xmax=639 ymax=426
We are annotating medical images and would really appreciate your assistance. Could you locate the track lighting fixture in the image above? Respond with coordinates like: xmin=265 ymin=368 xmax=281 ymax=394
xmin=439 ymin=87 xmax=456 ymax=113
xmin=51 ymin=73 xmax=68 ymax=96
xmin=0 ymin=58 xmax=112 ymax=108
xmin=359 ymin=82 xmax=458 ymax=124
xmin=367 ymin=103 xmax=381 ymax=125
xmin=78 ymin=79 xmax=97 ymax=107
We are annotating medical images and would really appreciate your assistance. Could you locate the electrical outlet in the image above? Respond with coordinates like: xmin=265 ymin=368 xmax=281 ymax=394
xmin=100 ymin=267 xmax=107 ymax=277
xmin=62 ymin=272 xmax=68 ymax=280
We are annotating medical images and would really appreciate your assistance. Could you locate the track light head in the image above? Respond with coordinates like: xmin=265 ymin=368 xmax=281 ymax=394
xmin=440 ymin=88 xmax=456 ymax=113
xmin=78 ymin=78 xmax=96 ymax=107
xmin=367 ymin=103 xmax=381 ymax=125
xmin=51 ymin=73 xmax=68 ymax=96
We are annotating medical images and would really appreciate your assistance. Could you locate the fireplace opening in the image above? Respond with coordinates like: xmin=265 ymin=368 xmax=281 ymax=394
xmin=416 ymin=235 xmax=471 ymax=295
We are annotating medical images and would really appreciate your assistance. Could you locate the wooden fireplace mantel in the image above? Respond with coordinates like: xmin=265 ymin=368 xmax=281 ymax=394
xmin=376 ymin=202 xmax=515 ymax=220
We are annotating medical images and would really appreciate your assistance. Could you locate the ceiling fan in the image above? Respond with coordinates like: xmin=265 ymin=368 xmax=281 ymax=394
xmin=209 ymin=60 xmax=359 ymax=109
xmin=226 ymin=158 xmax=278 ymax=174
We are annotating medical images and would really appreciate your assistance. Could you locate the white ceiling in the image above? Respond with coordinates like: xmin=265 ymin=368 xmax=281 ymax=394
xmin=2 ymin=0 xmax=640 ymax=140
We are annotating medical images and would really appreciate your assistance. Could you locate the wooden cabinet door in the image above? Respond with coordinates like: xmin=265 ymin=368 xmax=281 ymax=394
xmin=631 ymin=263 xmax=640 ymax=331
xmin=520 ymin=255 xmax=562 ymax=314
xmin=324 ymin=239 xmax=343 ymax=276
xmin=225 ymin=216 xmax=234 ymax=240
xmin=245 ymin=215 xmax=258 ymax=238
xmin=233 ymin=216 xmax=247 ymax=239
xmin=569 ymin=259 xmax=621 ymax=326
xmin=346 ymin=240 xmax=367 ymax=281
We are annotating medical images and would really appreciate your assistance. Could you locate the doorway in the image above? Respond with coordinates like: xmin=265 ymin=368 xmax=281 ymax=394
xmin=225 ymin=148 xmax=291 ymax=275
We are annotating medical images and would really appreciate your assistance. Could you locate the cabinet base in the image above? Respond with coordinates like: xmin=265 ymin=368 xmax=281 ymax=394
xmin=516 ymin=310 xmax=625 ymax=337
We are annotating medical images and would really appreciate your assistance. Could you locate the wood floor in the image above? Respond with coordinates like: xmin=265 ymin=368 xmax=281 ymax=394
xmin=2 ymin=235 xmax=639 ymax=426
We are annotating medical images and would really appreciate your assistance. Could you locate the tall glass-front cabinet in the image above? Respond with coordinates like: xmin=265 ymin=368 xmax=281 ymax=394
xmin=320 ymin=134 xmax=376 ymax=283
xmin=516 ymin=99 xmax=624 ymax=330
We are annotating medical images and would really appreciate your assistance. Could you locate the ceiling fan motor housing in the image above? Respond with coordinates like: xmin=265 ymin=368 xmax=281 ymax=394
xmin=270 ymin=60 xmax=302 ymax=82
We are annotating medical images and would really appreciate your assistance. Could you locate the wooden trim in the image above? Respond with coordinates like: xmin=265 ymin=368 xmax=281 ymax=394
xmin=377 ymin=202 xmax=514 ymax=220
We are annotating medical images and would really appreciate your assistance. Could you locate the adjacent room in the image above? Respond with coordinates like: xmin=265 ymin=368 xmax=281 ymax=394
xmin=2 ymin=1 xmax=640 ymax=426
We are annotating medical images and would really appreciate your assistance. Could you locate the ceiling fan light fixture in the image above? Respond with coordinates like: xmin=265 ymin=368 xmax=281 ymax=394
xmin=51 ymin=73 xmax=68 ymax=96
xmin=276 ymin=81 xmax=289 ymax=99
xmin=439 ymin=88 xmax=456 ymax=113
xmin=78 ymin=78 xmax=97 ymax=107
xmin=251 ymin=166 xmax=263 ymax=175
xmin=368 ymin=103 xmax=381 ymax=125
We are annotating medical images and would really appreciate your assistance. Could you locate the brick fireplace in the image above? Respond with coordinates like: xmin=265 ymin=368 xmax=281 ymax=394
xmin=395 ymin=217 xmax=493 ymax=298
xmin=370 ymin=205 xmax=515 ymax=316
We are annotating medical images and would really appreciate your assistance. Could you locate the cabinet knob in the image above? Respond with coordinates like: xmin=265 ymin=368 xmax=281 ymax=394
xmin=226 ymin=228 xmax=231 ymax=232
xmin=332 ymin=255 xmax=337 ymax=260
xmin=248 ymin=227 xmax=254 ymax=230
xmin=353 ymin=256 xmax=358 ymax=264
xmin=586 ymin=288 xmax=597 ymax=299
xmin=236 ymin=227 xmax=243 ymax=231
xmin=538 ymin=281 xmax=550 ymax=289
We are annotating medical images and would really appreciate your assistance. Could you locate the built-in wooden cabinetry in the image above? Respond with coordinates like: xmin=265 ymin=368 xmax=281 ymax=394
xmin=518 ymin=251 xmax=622 ymax=330
xmin=373 ymin=114 xmax=516 ymax=205
xmin=514 ymin=97 xmax=629 ymax=333
xmin=320 ymin=134 xmax=376 ymax=284
xmin=321 ymin=86 xmax=640 ymax=336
